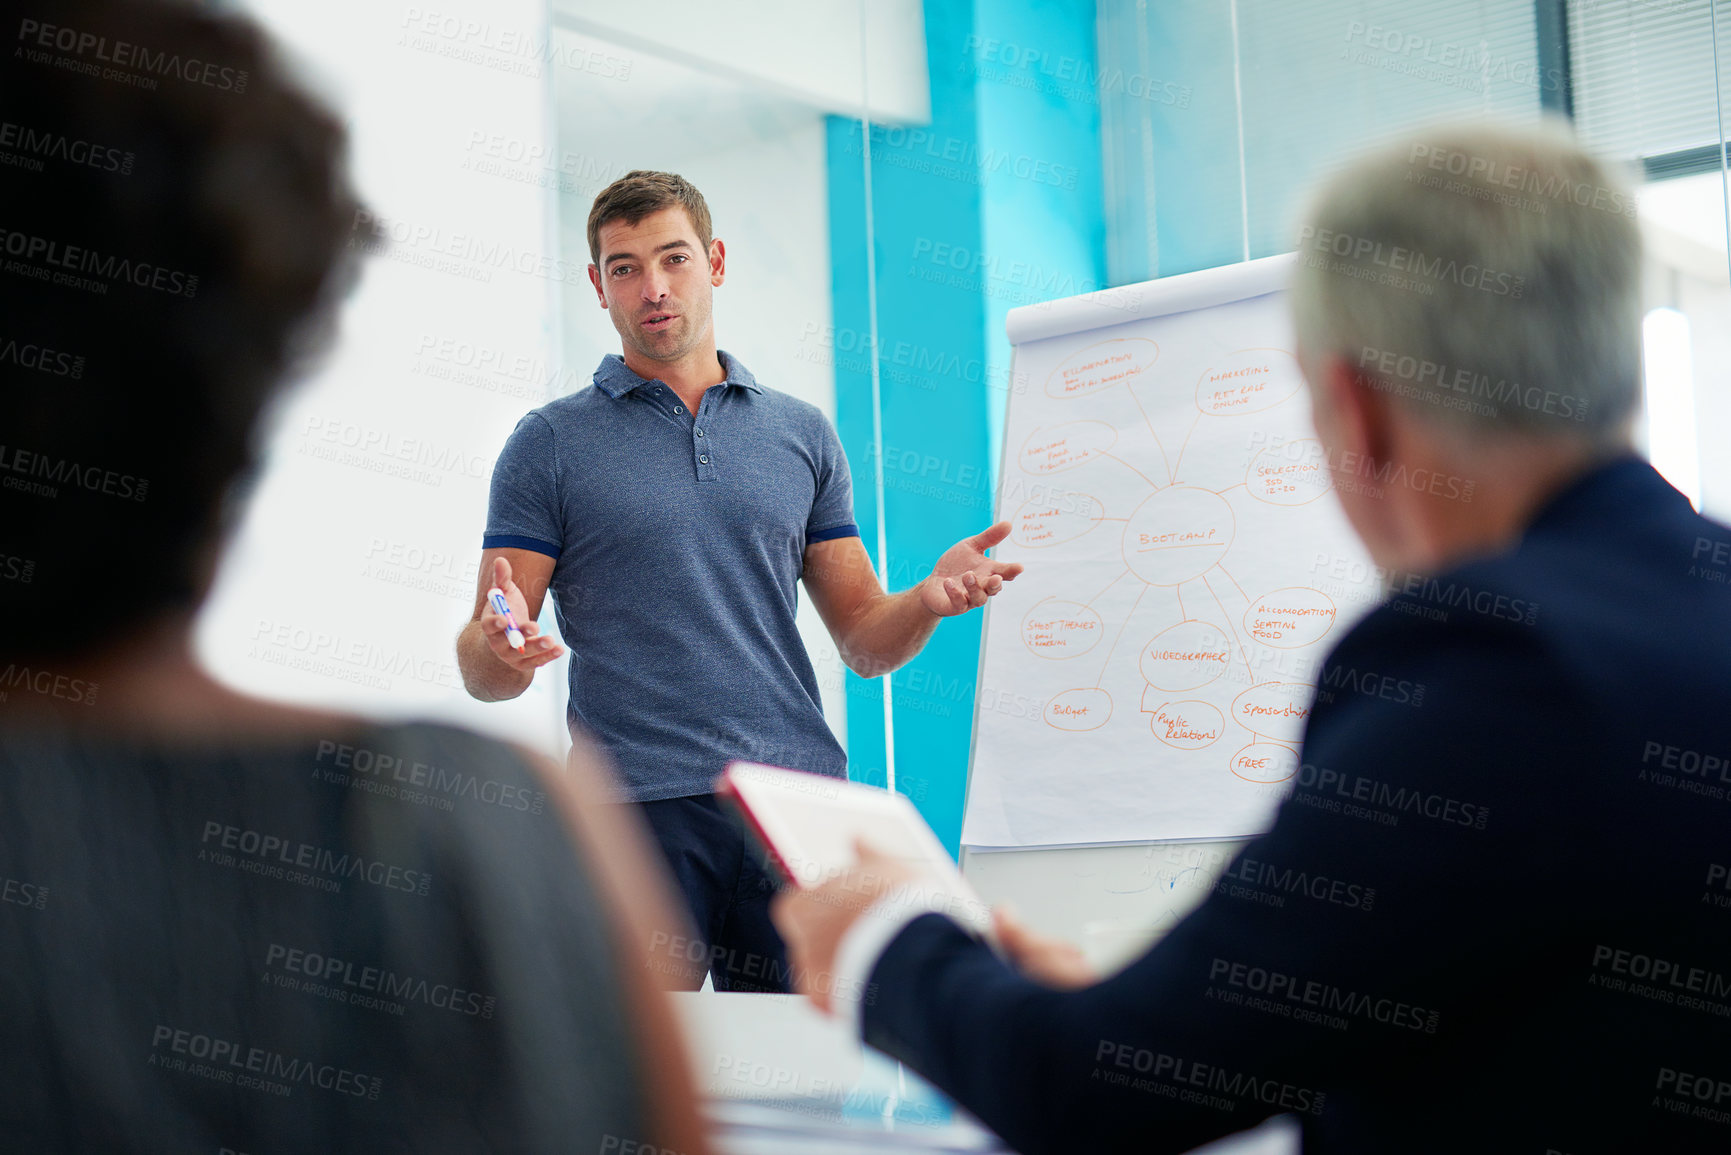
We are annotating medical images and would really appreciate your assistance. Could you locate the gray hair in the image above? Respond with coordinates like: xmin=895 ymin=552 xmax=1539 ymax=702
xmin=1288 ymin=118 xmax=1642 ymax=442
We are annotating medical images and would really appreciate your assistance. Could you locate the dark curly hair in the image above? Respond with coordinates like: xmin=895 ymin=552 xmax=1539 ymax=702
xmin=0 ymin=0 xmax=362 ymax=659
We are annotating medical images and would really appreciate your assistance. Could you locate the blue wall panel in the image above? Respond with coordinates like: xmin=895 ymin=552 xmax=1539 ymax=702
xmin=827 ymin=0 xmax=1105 ymax=854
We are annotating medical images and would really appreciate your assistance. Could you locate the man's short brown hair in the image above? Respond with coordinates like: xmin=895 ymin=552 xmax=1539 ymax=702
xmin=586 ymin=170 xmax=713 ymax=266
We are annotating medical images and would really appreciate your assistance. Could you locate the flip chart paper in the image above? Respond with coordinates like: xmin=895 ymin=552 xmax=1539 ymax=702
xmin=962 ymin=257 xmax=1384 ymax=848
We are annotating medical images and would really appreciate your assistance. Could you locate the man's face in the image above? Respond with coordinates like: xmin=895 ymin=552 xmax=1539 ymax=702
xmin=589 ymin=206 xmax=724 ymax=366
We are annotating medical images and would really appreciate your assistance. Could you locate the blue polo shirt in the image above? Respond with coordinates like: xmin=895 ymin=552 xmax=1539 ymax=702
xmin=483 ymin=351 xmax=858 ymax=802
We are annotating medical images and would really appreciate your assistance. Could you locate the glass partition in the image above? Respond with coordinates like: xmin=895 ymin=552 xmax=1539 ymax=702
xmin=547 ymin=6 xmax=881 ymax=756
xmin=941 ymin=0 xmax=1731 ymax=996
xmin=211 ymin=0 xmax=1729 ymax=867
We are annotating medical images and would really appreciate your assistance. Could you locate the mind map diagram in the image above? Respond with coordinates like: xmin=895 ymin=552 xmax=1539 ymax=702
xmin=999 ymin=328 xmax=1368 ymax=795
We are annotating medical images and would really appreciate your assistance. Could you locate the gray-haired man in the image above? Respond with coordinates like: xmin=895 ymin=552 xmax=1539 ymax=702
xmin=775 ymin=120 xmax=1731 ymax=1153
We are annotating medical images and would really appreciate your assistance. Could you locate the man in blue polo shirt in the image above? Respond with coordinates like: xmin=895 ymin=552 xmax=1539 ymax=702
xmin=456 ymin=170 xmax=1021 ymax=992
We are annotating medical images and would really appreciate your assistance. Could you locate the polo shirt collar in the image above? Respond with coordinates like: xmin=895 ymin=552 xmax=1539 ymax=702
xmin=592 ymin=350 xmax=763 ymax=398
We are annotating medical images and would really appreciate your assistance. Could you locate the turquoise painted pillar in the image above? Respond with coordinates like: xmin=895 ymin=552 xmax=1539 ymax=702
xmin=973 ymin=0 xmax=1108 ymax=484
xmin=827 ymin=0 xmax=1104 ymax=854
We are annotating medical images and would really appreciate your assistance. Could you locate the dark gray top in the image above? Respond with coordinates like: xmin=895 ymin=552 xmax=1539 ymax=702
xmin=484 ymin=351 xmax=857 ymax=801
xmin=0 ymin=719 xmax=648 ymax=1152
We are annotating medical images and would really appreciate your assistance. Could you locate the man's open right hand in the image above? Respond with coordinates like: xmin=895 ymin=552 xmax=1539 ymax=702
xmin=482 ymin=555 xmax=565 ymax=671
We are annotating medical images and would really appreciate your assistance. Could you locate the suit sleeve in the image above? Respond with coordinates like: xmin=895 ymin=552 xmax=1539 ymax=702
xmin=860 ymin=612 xmax=1593 ymax=1155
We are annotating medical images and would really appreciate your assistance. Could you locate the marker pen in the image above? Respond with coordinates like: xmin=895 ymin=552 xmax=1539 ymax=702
xmin=487 ymin=587 xmax=525 ymax=651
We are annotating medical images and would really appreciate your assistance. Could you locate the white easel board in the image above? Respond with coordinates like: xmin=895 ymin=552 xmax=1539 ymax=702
xmin=961 ymin=255 xmax=1382 ymax=849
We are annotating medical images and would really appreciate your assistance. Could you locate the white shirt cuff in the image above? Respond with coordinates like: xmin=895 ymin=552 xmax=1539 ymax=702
xmin=830 ymin=885 xmax=976 ymax=1036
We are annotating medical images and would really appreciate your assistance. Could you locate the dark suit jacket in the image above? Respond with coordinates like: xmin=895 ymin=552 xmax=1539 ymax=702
xmin=863 ymin=458 xmax=1731 ymax=1154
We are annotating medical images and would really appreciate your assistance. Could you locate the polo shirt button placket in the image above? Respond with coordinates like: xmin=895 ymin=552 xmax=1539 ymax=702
xmin=695 ymin=391 xmax=718 ymax=477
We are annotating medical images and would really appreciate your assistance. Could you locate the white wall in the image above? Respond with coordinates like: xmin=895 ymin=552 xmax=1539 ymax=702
xmin=200 ymin=0 xmax=570 ymax=755
xmin=195 ymin=4 xmax=932 ymax=761
xmin=550 ymin=0 xmax=929 ymax=122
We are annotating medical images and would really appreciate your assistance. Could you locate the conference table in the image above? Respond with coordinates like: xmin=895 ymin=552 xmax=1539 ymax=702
xmin=674 ymin=992 xmax=1297 ymax=1155
xmin=676 ymin=992 xmax=1010 ymax=1153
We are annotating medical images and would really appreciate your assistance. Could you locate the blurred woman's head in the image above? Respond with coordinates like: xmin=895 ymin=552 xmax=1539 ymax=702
xmin=0 ymin=0 xmax=362 ymax=660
